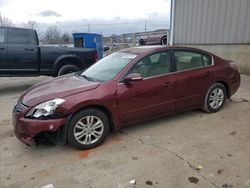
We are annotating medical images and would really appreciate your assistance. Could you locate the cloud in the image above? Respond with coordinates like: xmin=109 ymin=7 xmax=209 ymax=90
xmin=0 ymin=0 xmax=9 ymax=6
xmin=37 ymin=10 xmax=62 ymax=17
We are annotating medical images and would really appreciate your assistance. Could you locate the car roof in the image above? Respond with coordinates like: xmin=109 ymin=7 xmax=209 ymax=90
xmin=119 ymin=45 xmax=213 ymax=56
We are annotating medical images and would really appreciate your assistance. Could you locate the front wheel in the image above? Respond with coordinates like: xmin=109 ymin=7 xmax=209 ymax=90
xmin=202 ymin=83 xmax=226 ymax=113
xmin=67 ymin=109 xmax=110 ymax=150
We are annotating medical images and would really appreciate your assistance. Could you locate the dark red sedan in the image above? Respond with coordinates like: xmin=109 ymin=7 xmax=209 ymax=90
xmin=13 ymin=46 xmax=240 ymax=149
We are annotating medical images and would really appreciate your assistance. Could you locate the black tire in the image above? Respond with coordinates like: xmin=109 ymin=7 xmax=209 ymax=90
xmin=67 ymin=108 xmax=110 ymax=150
xmin=57 ymin=65 xmax=80 ymax=76
xmin=202 ymin=83 xmax=226 ymax=113
xmin=161 ymin=35 xmax=168 ymax=45
xmin=139 ymin=39 xmax=145 ymax=46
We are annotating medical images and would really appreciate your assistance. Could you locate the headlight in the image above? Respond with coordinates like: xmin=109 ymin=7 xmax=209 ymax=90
xmin=26 ymin=98 xmax=65 ymax=118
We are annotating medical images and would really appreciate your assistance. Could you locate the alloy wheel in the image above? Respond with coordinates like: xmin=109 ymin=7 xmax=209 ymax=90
xmin=73 ymin=116 xmax=104 ymax=145
xmin=209 ymin=88 xmax=224 ymax=109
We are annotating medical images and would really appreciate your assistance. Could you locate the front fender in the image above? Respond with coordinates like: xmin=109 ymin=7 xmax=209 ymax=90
xmin=57 ymin=80 xmax=121 ymax=131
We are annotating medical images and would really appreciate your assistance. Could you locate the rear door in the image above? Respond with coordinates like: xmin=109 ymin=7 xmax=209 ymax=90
xmin=117 ymin=51 xmax=175 ymax=124
xmin=172 ymin=49 xmax=215 ymax=110
xmin=7 ymin=28 xmax=39 ymax=74
xmin=0 ymin=28 xmax=8 ymax=74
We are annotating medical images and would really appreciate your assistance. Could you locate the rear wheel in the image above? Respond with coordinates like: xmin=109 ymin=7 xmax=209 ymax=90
xmin=202 ymin=83 xmax=226 ymax=113
xmin=57 ymin=65 xmax=80 ymax=76
xmin=139 ymin=39 xmax=145 ymax=46
xmin=161 ymin=35 xmax=168 ymax=45
xmin=67 ymin=109 xmax=110 ymax=150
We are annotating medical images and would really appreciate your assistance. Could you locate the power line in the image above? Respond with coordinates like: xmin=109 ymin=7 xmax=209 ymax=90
xmin=35 ymin=20 xmax=167 ymax=29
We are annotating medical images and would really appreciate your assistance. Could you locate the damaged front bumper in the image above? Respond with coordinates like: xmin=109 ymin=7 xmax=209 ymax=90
xmin=13 ymin=111 xmax=66 ymax=146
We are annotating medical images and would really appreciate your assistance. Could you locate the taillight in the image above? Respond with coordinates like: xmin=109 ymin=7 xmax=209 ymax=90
xmin=94 ymin=52 xmax=98 ymax=63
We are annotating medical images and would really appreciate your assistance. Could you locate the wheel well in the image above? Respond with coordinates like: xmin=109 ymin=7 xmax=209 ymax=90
xmin=73 ymin=105 xmax=114 ymax=131
xmin=217 ymin=81 xmax=229 ymax=98
xmin=55 ymin=58 xmax=84 ymax=75
xmin=161 ymin=35 xmax=167 ymax=39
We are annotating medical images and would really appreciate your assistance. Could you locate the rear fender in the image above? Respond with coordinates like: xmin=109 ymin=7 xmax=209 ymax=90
xmin=53 ymin=54 xmax=85 ymax=75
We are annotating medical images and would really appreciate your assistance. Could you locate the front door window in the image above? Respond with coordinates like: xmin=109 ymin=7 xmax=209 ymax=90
xmin=129 ymin=51 xmax=171 ymax=78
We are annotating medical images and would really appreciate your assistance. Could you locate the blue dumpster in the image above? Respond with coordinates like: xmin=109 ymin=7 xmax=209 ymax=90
xmin=73 ymin=33 xmax=103 ymax=60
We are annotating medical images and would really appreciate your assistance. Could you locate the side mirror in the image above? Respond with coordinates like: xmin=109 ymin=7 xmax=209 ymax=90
xmin=124 ymin=73 xmax=143 ymax=83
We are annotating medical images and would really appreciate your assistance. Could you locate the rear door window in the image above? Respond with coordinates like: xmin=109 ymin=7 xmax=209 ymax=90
xmin=9 ymin=28 xmax=31 ymax=44
xmin=174 ymin=50 xmax=212 ymax=71
xmin=0 ymin=29 xmax=6 ymax=43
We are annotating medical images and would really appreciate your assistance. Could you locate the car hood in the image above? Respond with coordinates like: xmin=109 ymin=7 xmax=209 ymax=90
xmin=20 ymin=74 xmax=100 ymax=107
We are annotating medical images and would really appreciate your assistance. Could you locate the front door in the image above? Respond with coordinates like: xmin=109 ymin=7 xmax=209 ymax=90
xmin=117 ymin=51 xmax=175 ymax=124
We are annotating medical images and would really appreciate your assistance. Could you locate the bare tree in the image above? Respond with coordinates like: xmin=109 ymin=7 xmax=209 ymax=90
xmin=44 ymin=26 xmax=61 ymax=44
xmin=26 ymin=20 xmax=37 ymax=29
xmin=0 ymin=13 xmax=14 ymax=27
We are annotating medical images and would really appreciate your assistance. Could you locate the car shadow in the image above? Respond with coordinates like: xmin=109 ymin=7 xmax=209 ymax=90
xmin=25 ymin=109 xmax=206 ymax=151
xmin=122 ymin=99 xmax=239 ymax=135
xmin=22 ymin=101 xmax=236 ymax=151
xmin=118 ymin=109 xmax=205 ymax=134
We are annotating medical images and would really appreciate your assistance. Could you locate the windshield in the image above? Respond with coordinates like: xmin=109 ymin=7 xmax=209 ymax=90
xmin=80 ymin=52 xmax=137 ymax=82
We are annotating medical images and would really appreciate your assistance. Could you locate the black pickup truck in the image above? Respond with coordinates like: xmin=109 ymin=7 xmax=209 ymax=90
xmin=0 ymin=27 xmax=98 ymax=76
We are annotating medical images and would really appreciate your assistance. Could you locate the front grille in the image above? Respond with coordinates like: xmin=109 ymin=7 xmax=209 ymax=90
xmin=13 ymin=101 xmax=28 ymax=113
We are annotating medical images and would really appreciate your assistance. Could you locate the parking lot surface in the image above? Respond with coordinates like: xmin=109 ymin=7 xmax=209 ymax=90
xmin=0 ymin=75 xmax=250 ymax=188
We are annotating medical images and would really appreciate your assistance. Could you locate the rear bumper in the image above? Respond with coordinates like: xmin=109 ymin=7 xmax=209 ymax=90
xmin=13 ymin=113 xmax=66 ymax=145
xmin=230 ymin=81 xmax=240 ymax=97
xmin=229 ymin=72 xmax=241 ymax=97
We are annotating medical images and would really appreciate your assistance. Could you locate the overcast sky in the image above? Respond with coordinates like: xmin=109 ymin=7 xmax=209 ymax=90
xmin=0 ymin=0 xmax=170 ymax=23
xmin=0 ymin=0 xmax=170 ymax=36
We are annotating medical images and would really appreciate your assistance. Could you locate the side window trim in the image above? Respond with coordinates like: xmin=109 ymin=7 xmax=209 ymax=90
xmin=173 ymin=49 xmax=213 ymax=73
xmin=170 ymin=49 xmax=176 ymax=73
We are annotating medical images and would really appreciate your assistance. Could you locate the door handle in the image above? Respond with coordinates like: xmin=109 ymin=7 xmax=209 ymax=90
xmin=25 ymin=48 xmax=35 ymax=51
xmin=0 ymin=47 xmax=5 ymax=50
xmin=164 ymin=81 xmax=173 ymax=88
xmin=205 ymin=71 xmax=214 ymax=77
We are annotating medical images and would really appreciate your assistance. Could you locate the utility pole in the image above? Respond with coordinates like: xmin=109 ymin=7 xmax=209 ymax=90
xmin=88 ymin=24 xmax=90 ymax=33
xmin=144 ymin=20 xmax=147 ymax=32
